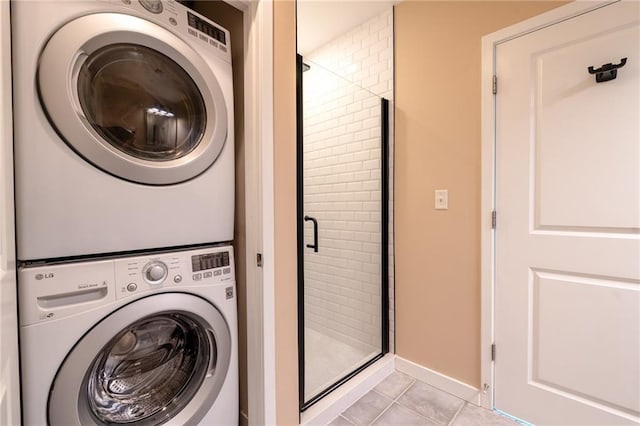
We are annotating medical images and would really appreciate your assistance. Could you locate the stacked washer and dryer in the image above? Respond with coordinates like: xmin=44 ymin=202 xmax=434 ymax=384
xmin=11 ymin=0 xmax=238 ymax=424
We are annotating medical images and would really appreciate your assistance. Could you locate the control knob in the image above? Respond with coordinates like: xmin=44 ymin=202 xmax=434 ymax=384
xmin=142 ymin=261 xmax=168 ymax=285
xmin=139 ymin=0 xmax=163 ymax=14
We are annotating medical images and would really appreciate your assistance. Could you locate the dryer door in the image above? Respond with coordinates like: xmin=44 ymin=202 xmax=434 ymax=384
xmin=38 ymin=13 xmax=228 ymax=185
xmin=48 ymin=293 xmax=231 ymax=425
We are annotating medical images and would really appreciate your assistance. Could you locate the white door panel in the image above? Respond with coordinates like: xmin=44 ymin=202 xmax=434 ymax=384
xmin=534 ymin=20 xmax=639 ymax=231
xmin=495 ymin=1 xmax=640 ymax=424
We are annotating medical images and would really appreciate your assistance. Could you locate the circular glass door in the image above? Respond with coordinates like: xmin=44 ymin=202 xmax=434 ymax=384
xmin=48 ymin=293 xmax=231 ymax=425
xmin=38 ymin=13 xmax=228 ymax=185
xmin=85 ymin=313 xmax=210 ymax=424
xmin=77 ymin=44 xmax=207 ymax=163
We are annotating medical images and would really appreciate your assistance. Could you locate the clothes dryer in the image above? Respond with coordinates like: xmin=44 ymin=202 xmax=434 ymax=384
xmin=12 ymin=0 xmax=234 ymax=260
xmin=19 ymin=245 xmax=238 ymax=425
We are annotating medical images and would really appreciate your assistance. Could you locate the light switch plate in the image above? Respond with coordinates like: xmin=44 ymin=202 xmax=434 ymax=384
xmin=435 ymin=189 xmax=448 ymax=210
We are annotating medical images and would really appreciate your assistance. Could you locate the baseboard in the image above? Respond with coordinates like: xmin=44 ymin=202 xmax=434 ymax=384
xmin=300 ymin=354 xmax=395 ymax=426
xmin=395 ymin=356 xmax=483 ymax=406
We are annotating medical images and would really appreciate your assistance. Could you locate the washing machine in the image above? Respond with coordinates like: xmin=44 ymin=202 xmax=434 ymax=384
xmin=12 ymin=0 xmax=235 ymax=261
xmin=19 ymin=244 xmax=238 ymax=425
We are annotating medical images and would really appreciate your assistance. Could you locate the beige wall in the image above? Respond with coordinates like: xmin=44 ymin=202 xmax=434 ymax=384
xmin=394 ymin=1 xmax=568 ymax=388
xmin=273 ymin=0 xmax=299 ymax=424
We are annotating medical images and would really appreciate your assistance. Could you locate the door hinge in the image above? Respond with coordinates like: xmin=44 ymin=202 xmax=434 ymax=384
xmin=491 ymin=211 xmax=497 ymax=229
xmin=256 ymin=253 xmax=263 ymax=267
xmin=491 ymin=343 xmax=496 ymax=362
xmin=492 ymin=75 xmax=498 ymax=95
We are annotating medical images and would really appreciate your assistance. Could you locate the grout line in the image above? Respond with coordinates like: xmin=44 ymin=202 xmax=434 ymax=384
xmin=366 ymin=398 xmax=394 ymax=426
xmin=447 ymin=402 xmax=467 ymax=426
xmin=340 ymin=389 xmax=394 ymax=426
xmin=339 ymin=415 xmax=356 ymax=425
xmin=392 ymin=378 xmax=415 ymax=402
xmin=388 ymin=382 xmax=441 ymax=425
xmin=395 ymin=403 xmax=443 ymax=426
xmin=393 ymin=379 xmax=467 ymax=426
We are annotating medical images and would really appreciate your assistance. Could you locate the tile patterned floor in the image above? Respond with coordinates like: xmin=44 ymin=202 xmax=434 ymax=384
xmin=327 ymin=372 xmax=518 ymax=426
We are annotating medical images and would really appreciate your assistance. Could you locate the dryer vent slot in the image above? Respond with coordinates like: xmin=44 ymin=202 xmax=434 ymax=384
xmin=37 ymin=287 xmax=108 ymax=309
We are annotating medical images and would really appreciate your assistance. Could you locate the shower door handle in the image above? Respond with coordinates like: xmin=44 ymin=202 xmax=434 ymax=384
xmin=304 ymin=216 xmax=318 ymax=252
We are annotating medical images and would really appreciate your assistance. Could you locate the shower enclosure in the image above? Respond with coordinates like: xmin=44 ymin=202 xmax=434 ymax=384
xmin=297 ymin=54 xmax=389 ymax=409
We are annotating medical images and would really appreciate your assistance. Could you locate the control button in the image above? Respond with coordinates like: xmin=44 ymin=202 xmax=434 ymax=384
xmin=223 ymin=267 xmax=231 ymax=275
xmin=142 ymin=261 xmax=168 ymax=285
xmin=204 ymin=271 xmax=213 ymax=278
xmin=147 ymin=265 xmax=165 ymax=281
xmin=173 ymin=275 xmax=183 ymax=284
xmin=127 ymin=283 xmax=137 ymax=292
xmin=199 ymin=34 xmax=208 ymax=42
xmin=220 ymin=45 xmax=228 ymax=53
xmin=188 ymin=28 xmax=197 ymax=37
xmin=122 ymin=0 xmax=131 ymax=4
xmin=214 ymin=270 xmax=222 ymax=276
xmin=226 ymin=287 xmax=234 ymax=299
xmin=139 ymin=0 xmax=163 ymax=14
xmin=193 ymin=273 xmax=202 ymax=281
xmin=169 ymin=17 xmax=177 ymax=26
xmin=209 ymin=39 xmax=219 ymax=48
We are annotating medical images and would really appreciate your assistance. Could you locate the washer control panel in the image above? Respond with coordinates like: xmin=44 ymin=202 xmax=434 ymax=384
xmin=114 ymin=245 xmax=235 ymax=300
xmin=18 ymin=245 xmax=234 ymax=325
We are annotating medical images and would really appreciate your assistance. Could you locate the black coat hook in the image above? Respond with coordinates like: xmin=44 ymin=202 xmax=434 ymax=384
xmin=588 ymin=58 xmax=627 ymax=83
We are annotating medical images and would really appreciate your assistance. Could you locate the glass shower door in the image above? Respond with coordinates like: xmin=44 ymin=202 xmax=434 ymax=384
xmin=297 ymin=55 xmax=389 ymax=408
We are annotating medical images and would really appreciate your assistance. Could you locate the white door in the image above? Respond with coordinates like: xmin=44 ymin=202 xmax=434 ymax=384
xmin=495 ymin=1 xmax=640 ymax=425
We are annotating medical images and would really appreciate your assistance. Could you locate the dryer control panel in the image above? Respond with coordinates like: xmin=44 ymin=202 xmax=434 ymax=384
xmin=18 ymin=245 xmax=235 ymax=325
xmin=107 ymin=0 xmax=232 ymax=61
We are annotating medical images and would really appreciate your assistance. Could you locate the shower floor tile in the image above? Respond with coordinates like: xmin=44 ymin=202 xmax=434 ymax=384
xmin=305 ymin=328 xmax=378 ymax=401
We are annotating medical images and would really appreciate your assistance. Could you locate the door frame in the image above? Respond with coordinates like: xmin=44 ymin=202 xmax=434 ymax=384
xmin=239 ymin=0 xmax=276 ymax=424
xmin=479 ymin=0 xmax=619 ymax=411
xmin=0 ymin=0 xmax=20 ymax=424
xmin=295 ymin=52 xmax=391 ymax=409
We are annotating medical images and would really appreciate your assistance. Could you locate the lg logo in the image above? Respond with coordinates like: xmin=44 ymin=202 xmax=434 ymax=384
xmin=35 ymin=273 xmax=54 ymax=280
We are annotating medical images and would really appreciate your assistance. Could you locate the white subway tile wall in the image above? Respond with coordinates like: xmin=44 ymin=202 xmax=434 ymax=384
xmin=302 ymin=9 xmax=394 ymax=355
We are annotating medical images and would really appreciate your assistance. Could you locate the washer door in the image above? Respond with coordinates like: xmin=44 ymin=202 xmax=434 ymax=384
xmin=48 ymin=293 xmax=231 ymax=425
xmin=38 ymin=13 xmax=228 ymax=185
